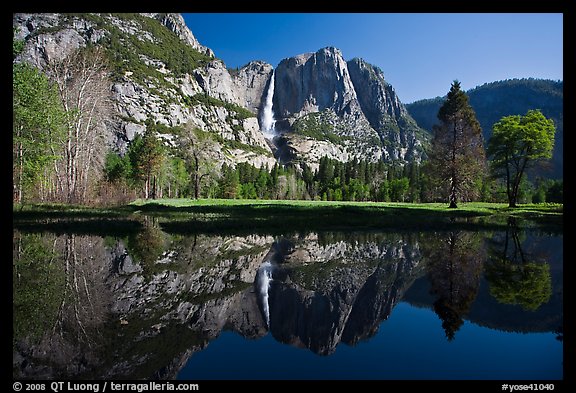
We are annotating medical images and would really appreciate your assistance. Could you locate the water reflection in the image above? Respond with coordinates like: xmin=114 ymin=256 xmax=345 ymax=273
xmin=422 ymin=231 xmax=484 ymax=341
xmin=485 ymin=218 xmax=552 ymax=312
xmin=12 ymin=224 xmax=562 ymax=379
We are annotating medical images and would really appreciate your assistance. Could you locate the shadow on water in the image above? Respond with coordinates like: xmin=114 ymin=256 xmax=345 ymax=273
xmin=13 ymin=201 xmax=563 ymax=236
xmin=12 ymin=214 xmax=562 ymax=379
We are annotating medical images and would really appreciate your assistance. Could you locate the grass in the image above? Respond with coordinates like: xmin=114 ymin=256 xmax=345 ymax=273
xmin=13 ymin=199 xmax=563 ymax=235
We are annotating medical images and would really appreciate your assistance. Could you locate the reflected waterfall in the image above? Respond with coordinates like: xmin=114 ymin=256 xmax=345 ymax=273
xmin=255 ymin=260 xmax=274 ymax=328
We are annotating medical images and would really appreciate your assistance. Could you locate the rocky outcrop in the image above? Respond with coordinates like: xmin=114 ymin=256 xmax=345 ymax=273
xmin=13 ymin=13 xmax=275 ymax=170
xmin=13 ymin=13 xmax=90 ymax=69
xmin=193 ymin=59 xmax=241 ymax=105
xmin=148 ymin=13 xmax=215 ymax=58
xmin=232 ymin=60 xmax=274 ymax=115
xmin=13 ymin=13 xmax=429 ymax=171
xmin=272 ymin=47 xmax=426 ymax=166
xmin=347 ymin=58 xmax=425 ymax=161
xmin=274 ymin=47 xmax=358 ymax=118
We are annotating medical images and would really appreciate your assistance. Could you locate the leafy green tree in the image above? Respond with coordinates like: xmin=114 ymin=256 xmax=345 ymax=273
xmin=546 ymin=179 xmax=563 ymax=203
xmin=104 ymin=151 xmax=132 ymax=183
xmin=427 ymin=81 xmax=486 ymax=208
xmin=13 ymin=28 xmax=25 ymax=59
xmin=389 ymin=178 xmax=410 ymax=202
xmin=13 ymin=62 xmax=66 ymax=203
xmin=176 ymin=124 xmax=218 ymax=199
xmin=128 ymin=129 xmax=165 ymax=199
xmin=487 ymin=109 xmax=556 ymax=207
xmin=241 ymin=182 xmax=258 ymax=199
xmin=167 ymin=157 xmax=190 ymax=198
xmin=219 ymin=164 xmax=240 ymax=199
xmin=255 ymin=166 xmax=271 ymax=199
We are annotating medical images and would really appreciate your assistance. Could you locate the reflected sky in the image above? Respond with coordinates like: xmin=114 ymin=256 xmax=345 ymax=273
xmin=179 ymin=302 xmax=561 ymax=380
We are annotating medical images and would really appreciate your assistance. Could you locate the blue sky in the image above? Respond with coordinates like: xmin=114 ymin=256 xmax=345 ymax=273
xmin=182 ymin=13 xmax=563 ymax=104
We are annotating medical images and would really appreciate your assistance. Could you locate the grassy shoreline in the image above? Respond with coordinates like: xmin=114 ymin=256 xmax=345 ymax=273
xmin=13 ymin=199 xmax=563 ymax=235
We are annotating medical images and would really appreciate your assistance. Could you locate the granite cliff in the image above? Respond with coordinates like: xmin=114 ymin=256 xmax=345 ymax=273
xmin=13 ymin=13 xmax=427 ymax=172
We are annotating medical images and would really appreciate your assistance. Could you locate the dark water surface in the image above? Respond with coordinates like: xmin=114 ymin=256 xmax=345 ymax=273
xmin=13 ymin=219 xmax=562 ymax=380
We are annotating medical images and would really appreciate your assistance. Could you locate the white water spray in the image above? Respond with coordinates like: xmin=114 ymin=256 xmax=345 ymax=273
xmin=256 ymin=261 xmax=273 ymax=329
xmin=261 ymin=70 xmax=276 ymax=139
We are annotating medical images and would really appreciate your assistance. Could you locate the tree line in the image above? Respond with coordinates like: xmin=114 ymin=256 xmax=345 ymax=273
xmin=13 ymin=34 xmax=560 ymax=207
xmin=103 ymin=124 xmax=561 ymax=205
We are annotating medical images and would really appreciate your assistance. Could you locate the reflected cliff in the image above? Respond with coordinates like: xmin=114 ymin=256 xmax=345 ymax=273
xmin=13 ymin=223 xmax=562 ymax=379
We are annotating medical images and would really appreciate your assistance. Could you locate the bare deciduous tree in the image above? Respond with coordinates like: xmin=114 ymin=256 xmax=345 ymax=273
xmin=46 ymin=46 xmax=113 ymax=203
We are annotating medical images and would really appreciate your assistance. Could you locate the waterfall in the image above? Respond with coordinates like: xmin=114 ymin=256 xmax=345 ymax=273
xmin=256 ymin=261 xmax=273 ymax=329
xmin=261 ymin=70 xmax=276 ymax=138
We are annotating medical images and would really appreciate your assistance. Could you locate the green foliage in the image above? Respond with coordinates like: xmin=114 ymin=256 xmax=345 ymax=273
xmin=293 ymin=112 xmax=345 ymax=144
xmin=185 ymin=93 xmax=255 ymax=120
xmin=389 ymin=178 xmax=410 ymax=202
xmin=104 ymin=151 xmax=132 ymax=183
xmin=218 ymin=164 xmax=240 ymax=199
xmin=206 ymin=156 xmax=434 ymax=203
xmin=545 ymin=180 xmax=563 ymax=203
xmin=486 ymin=261 xmax=552 ymax=311
xmin=13 ymin=28 xmax=25 ymax=58
xmin=13 ymin=62 xmax=66 ymax=202
xmin=167 ymin=157 xmax=191 ymax=198
xmin=406 ymin=78 xmax=563 ymax=179
xmin=127 ymin=128 xmax=166 ymax=198
xmin=13 ymin=233 xmax=64 ymax=345
xmin=488 ymin=109 xmax=556 ymax=207
xmin=79 ymin=13 xmax=213 ymax=79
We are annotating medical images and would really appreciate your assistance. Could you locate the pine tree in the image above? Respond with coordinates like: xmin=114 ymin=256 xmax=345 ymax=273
xmin=127 ymin=129 xmax=165 ymax=199
xmin=428 ymin=81 xmax=486 ymax=208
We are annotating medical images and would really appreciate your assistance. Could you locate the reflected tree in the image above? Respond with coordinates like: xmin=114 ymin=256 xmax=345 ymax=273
xmin=13 ymin=232 xmax=64 ymax=345
xmin=485 ymin=219 xmax=551 ymax=311
xmin=126 ymin=217 xmax=170 ymax=279
xmin=422 ymin=231 xmax=484 ymax=341
xmin=13 ymin=232 xmax=111 ymax=378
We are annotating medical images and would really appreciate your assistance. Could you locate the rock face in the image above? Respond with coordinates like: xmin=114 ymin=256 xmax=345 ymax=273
xmin=193 ymin=59 xmax=241 ymax=104
xmin=147 ymin=13 xmax=215 ymax=57
xmin=347 ymin=58 xmax=424 ymax=161
xmin=232 ymin=60 xmax=274 ymax=116
xmin=272 ymin=47 xmax=427 ymax=167
xmin=274 ymin=47 xmax=358 ymax=118
xmin=13 ymin=13 xmax=276 ymax=170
